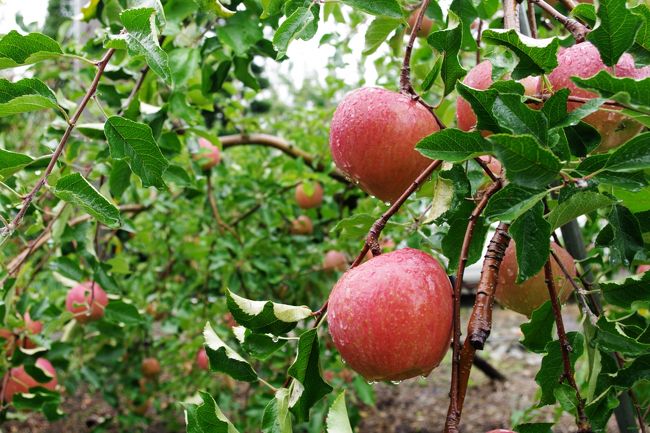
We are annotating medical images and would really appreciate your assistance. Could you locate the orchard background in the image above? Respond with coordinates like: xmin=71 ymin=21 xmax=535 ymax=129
xmin=0 ymin=0 xmax=649 ymax=432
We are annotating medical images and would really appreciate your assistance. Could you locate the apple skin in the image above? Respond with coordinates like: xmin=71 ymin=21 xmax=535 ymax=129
xmin=196 ymin=348 xmax=209 ymax=370
xmin=457 ymin=60 xmax=539 ymax=133
xmin=547 ymin=42 xmax=649 ymax=152
xmin=478 ymin=155 xmax=503 ymax=177
xmin=142 ymin=357 xmax=161 ymax=378
xmin=406 ymin=8 xmax=433 ymax=37
xmin=65 ymin=281 xmax=109 ymax=324
xmin=638 ymin=264 xmax=650 ymax=274
xmin=195 ymin=138 xmax=221 ymax=170
xmin=2 ymin=358 xmax=57 ymax=403
xmin=328 ymin=248 xmax=453 ymax=381
xmin=290 ymin=215 xmax=313 ymax=235
xmin=329 ymin=87 xmax=440 ymax=203
xmin=495 ymin=242 xmax=576 ymax=317
xmin=323 ymin=250 xmax=348 ymax=272
xmin=295 ymin=182 xmax=324 ymax=209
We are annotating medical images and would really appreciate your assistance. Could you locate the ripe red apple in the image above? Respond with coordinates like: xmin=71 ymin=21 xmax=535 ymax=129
xmin=323 ymin=250 xmax=347 ymax=272
xmin=329 ymin=87 xmax=440 ymax=203
xmin=456 ymin=60 xmax=539 ymax=133
xmin=65 ymin=281 xmax=109 ymax=324
xmin=406 ymin=8 xmax=433 ymax=37
xmin=290 ymin=215 xmax=313 ymax=235
xmin=0 ymin=311 xmax=43 ymax=351
xmin=142 ymin=357 xmax=161 ymax=378
xmin=547 ymin=42 xmax=649 ymax=152
xmin=328 ymin=248 xmax=453 ymax=381
xmin=295 ymin=182 xmax=324 ymax=209
xmin=2 ymin=358 xmax=57 ymax=403
xmin=194 ymin=137 xmax=221 ymax=170
xmin=495 ymin=242 xmax=576 ymax=317
xmin=196 ymin=348 xmax=209 ymax=370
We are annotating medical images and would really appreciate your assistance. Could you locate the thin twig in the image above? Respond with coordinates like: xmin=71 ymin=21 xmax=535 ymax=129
xmin=550 ymin=249 xmax=598 ymax=325
xmin=544 ymin=259 xmax=591 ymax=432
xmin=526 ymin=0 xmax=539 ymax=38
xmin=121 ymin=66 xmax=150 ymax=114
xmin=529 ymin=0 xmax=589 ymax=42
xmin=475 ymin=19 xmax=483 ymax=64
xmin=206 ymin=172 xmax=241 ymax=243
xmin=473 ymin=157 xmax=498 ymax=182
xmin=0 ymin=48 xmax=116 ymax=240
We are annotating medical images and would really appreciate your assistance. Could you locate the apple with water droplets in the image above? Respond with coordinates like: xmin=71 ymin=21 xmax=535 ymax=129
xmin=328 ymin=248 xmax=453 ymax=381
xmin=329 ymin=88 xmax=440 ymax=203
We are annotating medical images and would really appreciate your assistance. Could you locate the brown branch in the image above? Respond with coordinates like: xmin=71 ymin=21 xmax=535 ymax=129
xmin=504 ymin=0 xmax=520 ymax=30
xmin=529 ymin=0 xmax=589 ymax=42
xmin=0 ymin=48 xmax=116 ymax=239
xmin=444 ymin=180 xmax=504 ymax=433
xmin=544 ymin=259 xmax=591 ymax=433
xmin=526 ymin=0 xmax=539 ymax=38
xmin=473 ymin=157 xmax=498 ymax=182
xmin=550 ymin=248 xmax=598 ymax=325
xmin=219 ymin=133 xmax=349 ymax=184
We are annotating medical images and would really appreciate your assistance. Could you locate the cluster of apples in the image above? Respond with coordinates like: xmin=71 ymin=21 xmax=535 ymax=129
xmin=322 ymin=38 xmax=649 ymax=385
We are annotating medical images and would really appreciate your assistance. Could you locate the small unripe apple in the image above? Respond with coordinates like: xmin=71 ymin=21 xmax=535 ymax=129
xmin=495 ymin=242 xmax=576 ymax=317
xmin=547 ymin=42 xmax=649 ymax=152
xmin=141 ymin=357 xmax=161 ymax=378
xmin=329 ymin=87 xmax=440 ymax=203
xmin=194 ymin=138 xmax=221 ymax=170
xmin=2 ymin=358 xmax=57 ymax=403
xmin=406 ymin=8 xmax=433 ymax=37
xmin=295 ymin=182 xmax=324 ymax=209
xmin=65 ymin=282 xmax=109 ymax=324
xmin=457 ymin=60 xmax=539 ymax=133
xmin=290 ymin=215 xmax=313 ymax=235
xmin=196 ymin=348 xmax=209 ymax=370
xmin=323 ymin=250 xmax=347 ymax=272
xmin=328 ymin=248 xmax=453 ymax=381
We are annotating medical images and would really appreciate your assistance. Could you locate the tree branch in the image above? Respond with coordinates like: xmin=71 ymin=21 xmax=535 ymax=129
xmin=504 ymin=0 xmax=520 ymax=30
xmin=529 ymin=0 xmax=589 ymax=42
xmin=526 ymin=0 xmax=539 ymax=38
xmin=400 ymin=0 xmax=431 ymax=94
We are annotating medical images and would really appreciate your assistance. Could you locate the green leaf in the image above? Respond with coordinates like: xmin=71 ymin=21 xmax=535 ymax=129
xmin=542 ymin=88 xmax=605 ymax=129
xmin=554 ymin=383 xmax=580 ymax=413
xmin=273 ymin=7 xmax=315 ymax=59
xmin=339 ymin=0 xmax=403 ymax=18
xmin=594 ymin=316 xmax=650 ymax=355
xmin=169 ymin=48 xmax=200 ymax=87
xmin=0 ymin=78 xmax=62 ymax=117
xmin=604 ymin=132 xmax=650 ymax=172
xmin=572 ymin=72 xmax=650 ymax=113
xmin=288 ymin=329 xmax=333 ymax=422
xmin=262 ymin=389 xmax=292 ymax=433
xmin=587 ymin=0 xmax=642 ymax=66
xmin=491 ymin=93 xmax=549 ymax=145
xmin=0 ymin=31 xmax=63 ymax=69
xmin=455 ymin=83 xmax=501 ymax=134
xmin=416 ymin=129 xmax=491 ymax=162
xmin=510 ymin=202 xmax=550 ymax=283
xmin=226 ymin=290 xmax=312 ymax=335
xmin=520 ymin=301 xmax=555 ymax=354
xmin=571 ymin=4 xmax=597 ymax=28
xmin=363 ymin=17 xmax=401 ymax=55
xmin=433 ymin=164 xmax=473 ymax=224
xmin=614 ymin=354 xmax=650 ymax=388
xmin=109 ymin=160 xmax=132 ymax=198
xmin=233 ymin=327 xmax=287 ymax=360
xmin=0 ymin=148 xmax=33 ymax=181
xmin=331 ymin=213 xmax=377 ymax=241
xmin=216 ymin=12 xmax=264 ymax=57
xmin=427 ymin=12 xmax=467 ymax=97
xmin=119 ymin=8 xmax=172 ymax=84
xmin=536 ymin=332 xmax=584 ymax=406
xmin=103 ymin=116 xmax=169 ymax=189
xmin=185 ymin=391 xmax=240 ymax=433
xmin=481 ymin=30 xmax=559 ymax=79
xmin=104 ymin=301 xmax=143 ymax=325
xmin=193 ymin=0 xmax=235 ymax=18
xmin=546 ymin=192 xmax=617 ymax=230
xmin=601 ymin=271 xmax=650 ymax=309
xmin=326 ymin=392 xmax=353 ymax=433
xmin=53 ymin=173 xmax=121 ymax=228
xmin=489 ymin=134 xmax=562 ymax=189
xmin=514 ymin=423 xmax=553 ymax=433
xmin=261 ymin=0 xmax=285 ymax=19
xmin=203 ymin=322 xmax=258 ymax=382
xmin=629 ymin=4 xmax=650 ymax=66
xmin=596 ymin=205 xmax=643 ymax=266
xmin=484 ymin=184 xmax=547 ymax=222
xmin=442 ymin=215 xmax=489 ymax=272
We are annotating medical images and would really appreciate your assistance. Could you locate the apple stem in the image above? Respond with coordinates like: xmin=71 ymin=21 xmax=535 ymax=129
xmin=444 ymin=179 xmax=503 ymax=433
xmin=543 ymin=260 xmax=592 ymax=433
xmin=529 ymin=0 xmax=590 ymax=42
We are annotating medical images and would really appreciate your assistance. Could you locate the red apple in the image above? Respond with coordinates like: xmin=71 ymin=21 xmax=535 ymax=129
xmin=142 ymin=357 xmax=161 ymax=378
xmin=2 ymin=358 xmax=57 ymax=403
xmin=290 ymin=215 xmax=313 ymax=235
xmin=295 ymin=182 xmax=324 ymax=209
xmin=0 ymin=311 xmax=43 ymax=351
xmin=65 ymin=281 xmax=109 ymax=324
xmin=457 ymin=60 xmax=539 ymax=133
xmin=194 ymin=137 xmax=221 ymax=170
xmin=406 ymin=8 xmax=433 ymax=37
xmin=478 ymin=155 xmax=503 ymax=177
xmin=638 ymin=264 xmax=650 ymax=274
xmin=329 ymin=87 xmax=440 ymax=203
xmin=323 ymin=250 xmax=347 ymax=272
xmin=547 ymin=42 xmax=649 ymax=152
xmin=328 ymin=248 xmax=453 ymax=381
xmin=196 ymin=348 xmax=209 ymax=370
xmin=495 ymin=242 xmax=576 ymax=317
